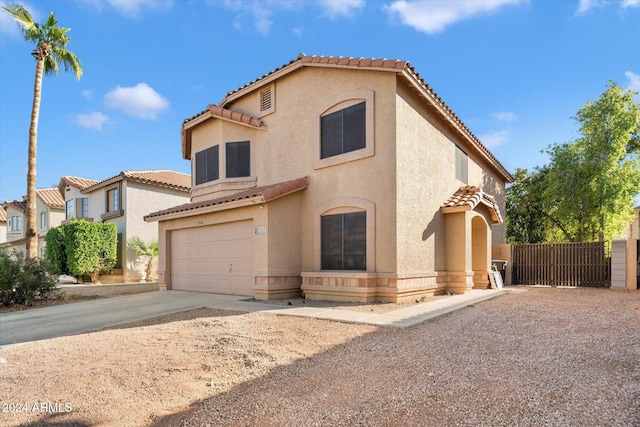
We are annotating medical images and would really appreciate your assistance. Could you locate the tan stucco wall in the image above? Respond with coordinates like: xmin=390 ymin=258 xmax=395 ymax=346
xmin=4 ymin=206 xmax=25 ymax=243
xmin=188 ymin=67 xmax=399 ymax=275
xmin=394 ymin=81 xmax=507 ymax=278
xmin=123 ymin=182 xmax=190 ymax=281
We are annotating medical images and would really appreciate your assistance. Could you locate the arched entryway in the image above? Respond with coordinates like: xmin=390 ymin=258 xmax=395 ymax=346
xmin=441 ymin=186 xmax=503 ymax=294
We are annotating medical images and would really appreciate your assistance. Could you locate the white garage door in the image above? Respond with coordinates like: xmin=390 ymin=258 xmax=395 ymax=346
xmin=170 ymin=220 xmax=254 ymax=295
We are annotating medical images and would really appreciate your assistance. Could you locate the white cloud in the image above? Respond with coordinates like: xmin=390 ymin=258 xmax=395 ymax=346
xmin=478 ymin=130 xmax=510 ymax=148
xmin=577 ymin=0 xmax=639 ymax=14
xmin=491 ymin=111 xmax=518 ymax=122
xmin=81 ymin=89 xmax=94 ymax=100
xmin=221 ymin=0 xmax=274 ymax=35
xmin=104 ymin=83 xmax=170 ymax=120
xmin=318 ymin=0 xmax=365 ymax=18
xmin=106 ymin=0 xmax=172 ymax=18
xmin=75 ymin=112 xmax=110 ymax=131
xmin=383 ymin=0 xmax=524 ymax=34
xmin=626 ymin=71 xmax=640 ymax=102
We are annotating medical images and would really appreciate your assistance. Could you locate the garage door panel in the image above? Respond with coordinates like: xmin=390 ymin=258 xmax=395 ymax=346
xmin=170 ymin=220 xmax=254 ymax=295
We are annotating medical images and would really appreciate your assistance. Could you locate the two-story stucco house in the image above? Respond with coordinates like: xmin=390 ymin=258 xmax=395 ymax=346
xmin=1 ymin=188 xmax=66 ymax=257
xmin=145 ymin=54 xmax=514 ymax=302
xmin=59 ymin=170 xmax=191 ymax=282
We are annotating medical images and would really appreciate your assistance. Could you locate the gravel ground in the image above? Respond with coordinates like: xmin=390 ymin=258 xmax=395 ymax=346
xmin=1 ymin=286 xmax=638 ymax=427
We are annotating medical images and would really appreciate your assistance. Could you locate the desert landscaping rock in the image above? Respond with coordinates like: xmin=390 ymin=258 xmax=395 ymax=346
xmin=1 ymin=287 xmax=638 ymax=427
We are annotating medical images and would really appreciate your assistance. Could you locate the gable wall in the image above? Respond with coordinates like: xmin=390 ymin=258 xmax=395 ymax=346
xmin=395 ymin=79 xmax=507 ymax=275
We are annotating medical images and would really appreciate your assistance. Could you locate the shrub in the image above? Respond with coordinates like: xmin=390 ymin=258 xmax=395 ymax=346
xmin=44 ymin=225 xmax=69 ymax=276
xmin=64 ymin=221 xmax=117 ymax=283
xmin=0 ymin=250 xmax=57 ymax=306
xmin=44 ymin=221 xmax=117 ymax=283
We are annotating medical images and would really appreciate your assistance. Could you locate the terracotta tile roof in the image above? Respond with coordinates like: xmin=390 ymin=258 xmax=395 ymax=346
xmin=145 ymin=176 xmax=309 ymax=221
xmin=0 ymin=206 xmax=6 ymax=223
xmin=83 ymin=170 xmax=191 ymax=193
xmin=2 ymin=200 xmax=26 ymax=212
xmin=183 ymin=105 xmax=264 ymax=128
xmin=37 ymin=188 xmax=65 ymax=209
xmin=441 ymin=186 xmax=504 ymax=225
xmin=59 ymin=176 xmax=99 ymax=191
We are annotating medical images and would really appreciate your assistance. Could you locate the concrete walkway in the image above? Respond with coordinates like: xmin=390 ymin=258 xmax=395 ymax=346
xmin=0 ymin=289 xmax=508 ymax=347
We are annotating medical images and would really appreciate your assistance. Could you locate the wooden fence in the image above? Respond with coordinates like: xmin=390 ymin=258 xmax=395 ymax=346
xmin=511 ymin=242 xmax=610 ymax=287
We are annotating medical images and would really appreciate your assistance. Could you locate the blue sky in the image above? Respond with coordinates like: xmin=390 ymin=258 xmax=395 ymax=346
xmin=0 ymin=0 xmax=638 ymax=203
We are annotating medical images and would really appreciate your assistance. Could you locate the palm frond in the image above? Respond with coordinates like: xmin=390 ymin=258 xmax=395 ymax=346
xmin=2 ymin=3 xmax=36 ymax=32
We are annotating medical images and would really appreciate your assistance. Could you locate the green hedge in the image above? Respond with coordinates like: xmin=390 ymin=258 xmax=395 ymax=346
xmin=45 ymin=221 xmax=117 ymax=283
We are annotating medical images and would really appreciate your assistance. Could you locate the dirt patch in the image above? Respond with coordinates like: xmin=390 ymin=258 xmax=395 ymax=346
xmin=1 ymin=287 xmax=638 ymax=427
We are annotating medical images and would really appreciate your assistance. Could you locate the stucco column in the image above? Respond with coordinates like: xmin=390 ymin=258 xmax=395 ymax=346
xmin=610 ymin=240 xmax=627 ymax=290
xmin=444 ymin=211 xmax=473 ymax=294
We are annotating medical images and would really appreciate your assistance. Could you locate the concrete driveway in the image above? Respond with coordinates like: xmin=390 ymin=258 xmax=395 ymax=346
xmin=0 ymin=289 xmax=506 ymax=347
xmin=0 ymin=291 xmax=252 ymax=347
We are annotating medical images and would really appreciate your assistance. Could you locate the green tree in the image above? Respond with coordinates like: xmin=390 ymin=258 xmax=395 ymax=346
xmin=3 ymin=3 xmax=82 ymax=260
xmin=64 ymin=221 xmax=117 ymax=283
xmin=506 ymin=168 xmax=551 ymax=244
xmin=507 ymin=82 xmax=640 ymax=243
xmin=544 ymin=82 xmax=640 ymax=242
xmin=127 ymin=236 xmax=159 ymax=282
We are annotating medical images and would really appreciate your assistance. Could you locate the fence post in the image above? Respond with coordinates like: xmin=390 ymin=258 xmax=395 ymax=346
xmin=610 ymin=240 xmax=627 ymax=290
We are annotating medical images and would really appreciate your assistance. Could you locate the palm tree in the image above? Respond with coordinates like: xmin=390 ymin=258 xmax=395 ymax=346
xmin=127 ymin=236 xmax=159 ymax=282
xmin=3 ymin=4 xmax=82 ymax=260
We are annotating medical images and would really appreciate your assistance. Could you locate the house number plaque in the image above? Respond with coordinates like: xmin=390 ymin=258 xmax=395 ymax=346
xmin=254 ymin=227 xmax=267 ymax=234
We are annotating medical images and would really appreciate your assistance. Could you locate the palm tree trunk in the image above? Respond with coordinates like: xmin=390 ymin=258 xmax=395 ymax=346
xmin=25 ymin=57 xmax=44 ymax=260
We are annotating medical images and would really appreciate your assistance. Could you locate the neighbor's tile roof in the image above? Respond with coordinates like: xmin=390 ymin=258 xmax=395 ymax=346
xmin=83 ymin=170 xmax=191 ymax=193
xmin=442 ymin=185 xmax=504 ymax=225
xmin=59 ymin=176 xmax=100 ymax=191
xmin=2 ymin=200 xmax=26 ymax=212
xmin=181 ymin=53 xmax=513 ymax=183
xmin=37 ymin=188 xmax=65 ymax=209
xmin=145 ymin=176 xmax=309 ymax=221
xmin=0 ymin=206 xmax=6 ymax=223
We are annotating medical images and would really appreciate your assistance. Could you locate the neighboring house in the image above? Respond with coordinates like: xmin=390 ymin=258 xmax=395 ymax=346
xmin=59 ymin=170 xmax=191 ymax=282
xmin=145 ymin=54 xmax=514 ymax=302
xmin=1 ymin=188 xmax=66 ymax=257
xmin=0 ymin=207 xmax=6 ymax=245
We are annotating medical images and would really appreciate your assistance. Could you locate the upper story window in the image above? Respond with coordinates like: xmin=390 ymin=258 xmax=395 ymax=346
xmin=321 ymin=211 xmax=366 ymax=271
xmin=66 ymin=198 xmax=89 ymax=220
xmin=66 ymin=200 xmax=75 ymax=220
xmin=80 ymin=198 xmax=89 ymax=218
xmin=195 ymin=145 xmax=219 ymax=185
xmin=455 ymin=145 xmax=468 ymax=184
xmin=226 ymin=141 xmax=250 ymax=178
xmin=314 ymin=90 xmax=374 ymax=170
xmin=321 ymin=102 xmax=366 ymax=159
xmin=40 ymin=210 xmax=47 ymax=229
xmin=107 ymin=187 xmax=119 ymax=212
xmin=10 ymin=216 xmax=22 ymax=232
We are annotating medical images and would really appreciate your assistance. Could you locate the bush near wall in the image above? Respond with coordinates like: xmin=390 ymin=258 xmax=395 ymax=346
xmin=0 ymin=251 xmax=57 ymax=306
xmin=45 ymin=221 xmax=117 ymax=283
xmin=44 ymin=225 xmax=69 ymax=276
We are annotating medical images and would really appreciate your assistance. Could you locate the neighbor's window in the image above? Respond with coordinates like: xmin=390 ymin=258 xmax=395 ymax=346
xmin=11 ymin=216 xmax=22 ymax=232
xmin=80 ymin=198 xmax=89 ymax=218
xmin=321 ymin=102 xmax=365 ymax=159
xmin=226 ymin=141 xmax=250 ymax=178
xmin=321 ymin=211 xmax=366 ymax=270
xmin=195 ymin=145 xmax=219 ymax=185
xmin=455 ymin=145 xmax=468 ymax=184
xmin=107 ymin=188 xmax=119 ymax=212
xmin=66 ymin=200 xmax=75 ymax=220
xmin=40 ymin=210 xmax=47 ymax=229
